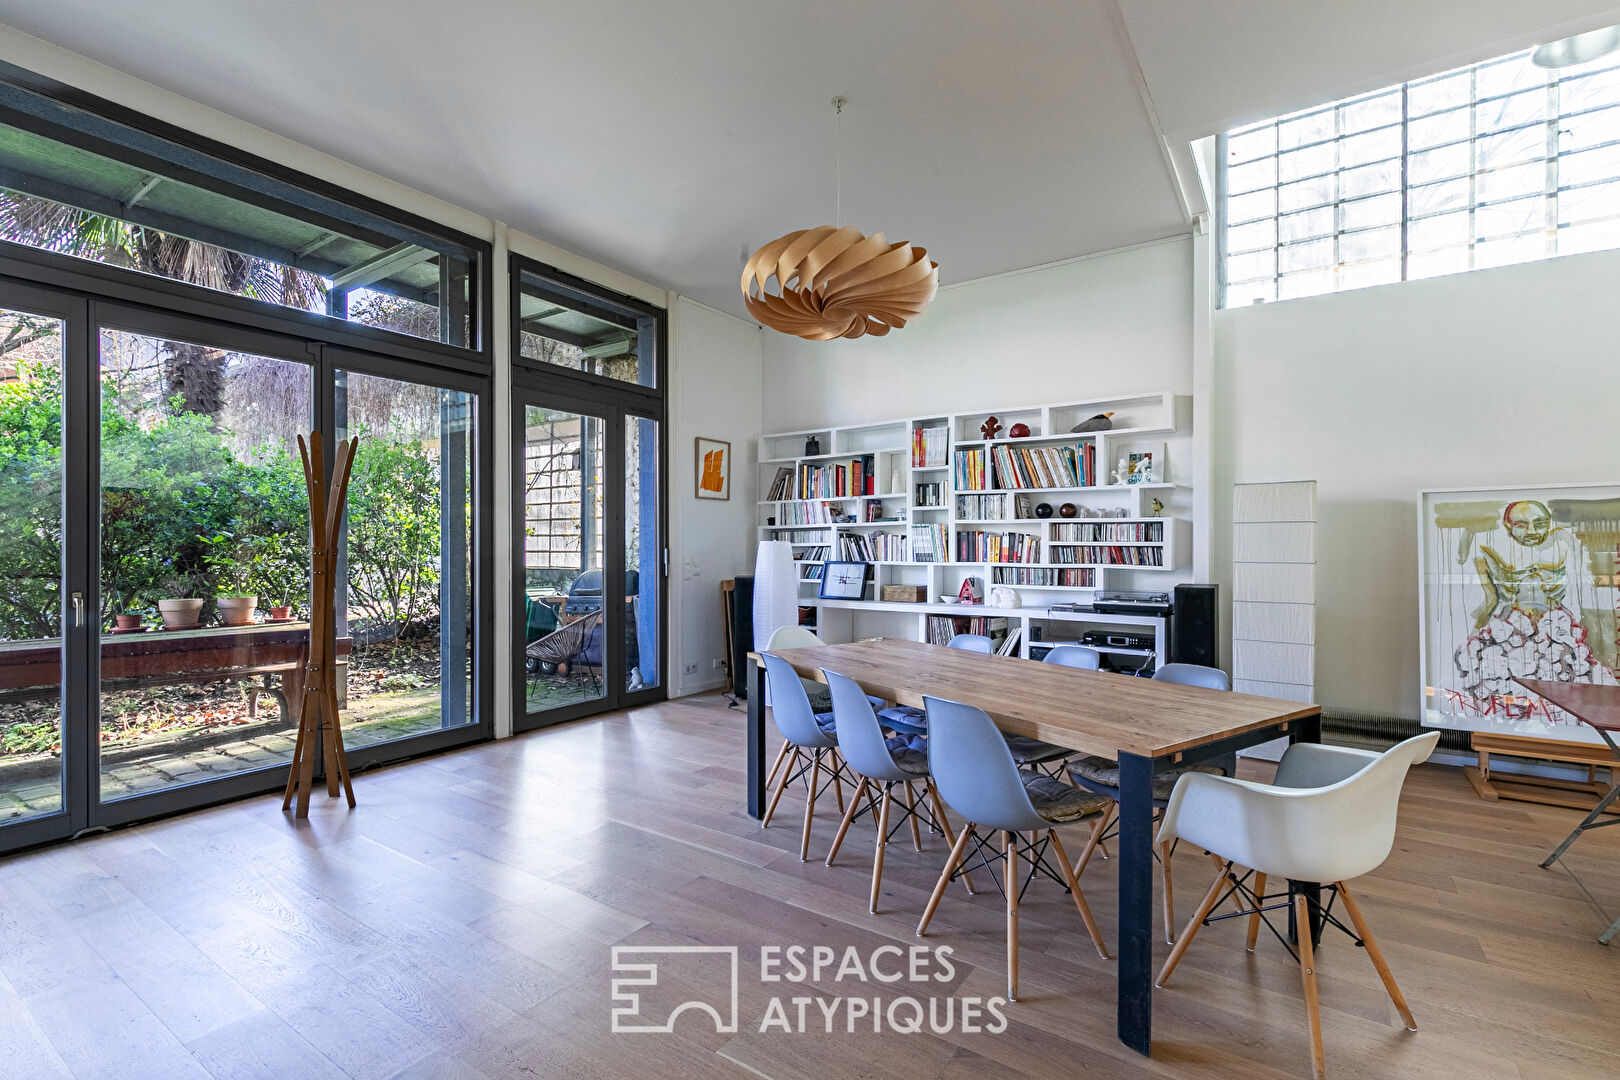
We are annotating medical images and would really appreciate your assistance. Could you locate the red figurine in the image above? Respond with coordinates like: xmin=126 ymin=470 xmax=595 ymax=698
xmin=1008 ymin=422 xmax=1031 ymax=438
xmin=980 ymin=415 xmax=1002 ymax=440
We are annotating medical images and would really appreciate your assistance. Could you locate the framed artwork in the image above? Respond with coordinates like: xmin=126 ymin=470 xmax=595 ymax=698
xmin=818 ymin=561 xmax=869 ymax=600
xmin=695 ymin=437 xmax=730 ymax=500
xmin=1418 ymin=482 xmax=1620 ymax=744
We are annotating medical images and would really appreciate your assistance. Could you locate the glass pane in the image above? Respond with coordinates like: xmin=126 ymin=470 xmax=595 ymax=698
xmin=97 ymin=328 xmax=311 ymax=801
xmin=1409 ymin=210 xmax=1471 ymax=252
xmin=1560 ymin=104 xmax=1620 ymax=153
xmin=1560 ymin=68 xmax=1620 ymax=115
xmin=625 ymin=417 xmax=660 ymax=693
xmin=0 ymin=123 xmax=474 ymax=347
xmin=1225 ymin=217 xmax=1276 ymax=253
xmin=1409 ymin=107 xmax=1468 ymax=151
xmin=1278 ymin=142 xmax=1334 ymax=183
xmin=1340 ymin=193 xmax=1401 ymax=232
xmin=1341 ymin=92 xmax=1401 ymax=135
xmin=1278 ymin=206 xmax=1332 ymax=243
xmin=1475 ymin=88 xmax=1548 ymax=135
xmin=1226 ymin=125 xmax=1276 ymax=164
xmin=1477 ymin=126 xmax=1548 ymax=171
xmin=1340 ymin=126 xmax=1401 ymax=168
xmin=1225 ymin=156 xmax=1277 ymax=195
xmin=1477 ymin=160 xmax=1547 ymax=203
xmin=1409 ymin=72 xmax=1471 ymax=117
xmin=0 ymin=307 xmax=65 ymax=823
xmin=1408 ymin=143 xmax=1471 ymax=185
xmin=1226 ymin=249 xmax=1275 ymax=283
xmin=1474 ymin=56 xmax=1545 ymax=100
xmin=337 ymin=372 xmax=476 ymax=748
xmin=1558 ymin=179 xmax=1620 ymax=224
xmin=1277 ymin=109 xmax=1334 ymax=151
xmin=1278 ymin=176 xmax=1334 ymax=213
xmin=1279 ymin=237 xmax=1333 ymax=273
xmin=517 ymin=272 xmax=655 ymax=389
xmin=523 ymin=405 xmax=606 ymax=714
xmin=1340 ymin=159 xmax=1400 ymax=199
xmin=1226 ymin=187 xmax=1277 ymax=224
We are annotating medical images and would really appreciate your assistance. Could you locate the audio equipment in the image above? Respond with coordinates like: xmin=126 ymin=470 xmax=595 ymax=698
xmin=728 ymin=575 xmax=755 ymax=697
xmin=1170 ymin=583 xmax=1219 ymax=668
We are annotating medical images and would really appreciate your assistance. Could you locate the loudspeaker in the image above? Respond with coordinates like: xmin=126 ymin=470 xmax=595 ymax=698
xmin=1170 ymin=583 xmax=1219 ymax=668
xmin=728 ymin=576 xmax=754 ymax=697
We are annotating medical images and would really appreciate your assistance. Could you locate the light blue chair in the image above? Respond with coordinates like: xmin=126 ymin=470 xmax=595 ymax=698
xmin=1067 ymin=661 xmax=1238 ymax=942
xmin=822 ymin=670 xmax=971 ymax=913
xmin=761 ymin=653 xmax=857 ymax=860
xmin=917 ymin=695 xmax=1111 ymax=1000
xmin=1042 ymin=644 xmax=1102 ymax=669
xmin=947 ymin=633 xmax=994 ymax=653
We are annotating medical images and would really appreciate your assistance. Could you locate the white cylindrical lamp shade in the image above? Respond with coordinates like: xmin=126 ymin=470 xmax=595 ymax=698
xmin=752 ymin=540 xmax=799 ymax=653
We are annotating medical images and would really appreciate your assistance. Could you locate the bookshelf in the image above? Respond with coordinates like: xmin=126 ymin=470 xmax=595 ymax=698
xmin=756 ymin=391 xmax=1190 ymax=660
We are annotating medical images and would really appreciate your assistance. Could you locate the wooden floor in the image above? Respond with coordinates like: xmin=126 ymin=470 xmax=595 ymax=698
xmin=2 ymin=692 xmax=1618 ymax=1080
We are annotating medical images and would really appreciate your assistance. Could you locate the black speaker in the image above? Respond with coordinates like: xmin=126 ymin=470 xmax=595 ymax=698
xmin=728 ymin=576 xmax=754 ymax=697
xmin=1170 ymin=583 xmax=1219 ymax=668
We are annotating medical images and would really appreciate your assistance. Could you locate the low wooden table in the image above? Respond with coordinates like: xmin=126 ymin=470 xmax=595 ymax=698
xmin=1515 ymin=678 xmax=1620 ymax=944
xmin=0 ymin=623 xmax=352 ymax=723
xmin=747 ymin=637 xmax=1321 ymax=1056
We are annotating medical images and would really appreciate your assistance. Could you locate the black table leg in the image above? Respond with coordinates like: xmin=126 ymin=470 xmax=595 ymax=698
xmin=746 ymin=656 xmax=766 ymax=819
xmin=1117 ymin=751 xmax=1156 ymax=1055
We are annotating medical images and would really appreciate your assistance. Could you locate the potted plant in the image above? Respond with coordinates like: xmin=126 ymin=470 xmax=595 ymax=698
xmin=247 ymin=531 xmax=306 ymax=623
xmin=156 ymin=572 xmax=206 ymax=629
xmin=204 ymin=532 xmax=259 ymax=626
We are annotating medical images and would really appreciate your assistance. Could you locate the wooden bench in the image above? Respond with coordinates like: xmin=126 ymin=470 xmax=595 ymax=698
xmin=0 ymin=623 xmax=352 ymax=725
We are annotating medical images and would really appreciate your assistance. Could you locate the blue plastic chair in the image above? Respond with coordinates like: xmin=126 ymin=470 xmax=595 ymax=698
xmin=918 ymin=695 xmax=1111 ymax=999
xmin=1067 ymin=660 xmax=1237 ymax=942
xmin=946 ymin=633 xmax=994 ymax=653
xmin=823 ymin=670 xmax=969 ymax=913
xmin=1042 ymin=644 xmax=1102 ymax=670
xmin=761 ymin=653 xmax=856 ymax=860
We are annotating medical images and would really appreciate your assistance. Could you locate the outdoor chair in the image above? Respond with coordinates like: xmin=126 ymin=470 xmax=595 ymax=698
xmin=524 ymin=609 xmax=602 ymax=694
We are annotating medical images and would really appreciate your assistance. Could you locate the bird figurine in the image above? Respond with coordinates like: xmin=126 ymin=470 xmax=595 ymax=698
xmin=980 ymin=415 xmax=1003 ymax=440
xmin=1149 ymin=498 xmax=1164 ymax=517
xmin=1070 ymin=411 xmax=1115 ymax=433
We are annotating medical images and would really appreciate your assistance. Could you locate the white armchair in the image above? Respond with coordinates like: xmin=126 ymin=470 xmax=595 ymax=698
xmin=1154 ymin=732 xmax=1438 ymax=1080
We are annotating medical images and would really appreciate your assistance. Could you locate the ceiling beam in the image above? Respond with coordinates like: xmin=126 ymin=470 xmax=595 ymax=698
xmin=327 ymin=241 xmax=437 ymax=290
xmin=118 ymin=173 xmax=164 ymax=210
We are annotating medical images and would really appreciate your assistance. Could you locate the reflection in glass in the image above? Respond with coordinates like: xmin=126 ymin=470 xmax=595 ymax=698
xmin=97 ymin=328 xmax=311 ymax=801
xmin=523 ymin=405 xmax=607 ymax=714
xmin=626 ymin=417 xmax=660 ymax=692
xmin=337 ymin=372 xmax=476 ymax=748
xmin=0 ymin=308 xmax=65 ymax=823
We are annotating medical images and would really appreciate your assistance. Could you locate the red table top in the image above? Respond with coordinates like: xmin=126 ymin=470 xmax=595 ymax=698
xmin=1514 ymin=678 xmax=1620 ymax=732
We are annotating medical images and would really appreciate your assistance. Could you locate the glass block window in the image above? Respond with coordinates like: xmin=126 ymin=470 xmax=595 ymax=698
xmin=1222 ymin=45 xmax=1620 ymax=305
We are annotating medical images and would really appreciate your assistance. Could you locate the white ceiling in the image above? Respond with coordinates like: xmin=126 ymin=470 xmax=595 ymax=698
xmin=2 ymin=1 xmax=1619 ymax=316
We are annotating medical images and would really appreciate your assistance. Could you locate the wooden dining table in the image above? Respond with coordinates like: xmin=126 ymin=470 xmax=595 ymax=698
xmin=746 ymin=637 xmax=1322 ymax=1057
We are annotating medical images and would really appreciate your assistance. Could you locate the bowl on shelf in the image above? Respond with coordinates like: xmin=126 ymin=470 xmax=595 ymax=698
xmin=937 ymin=595 xmax=961 ymax=605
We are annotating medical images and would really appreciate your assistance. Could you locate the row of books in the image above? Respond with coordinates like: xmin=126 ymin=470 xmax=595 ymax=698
xmin=775 ymin=529 xmax=828 ymax=543
xmin=765 ymin=466 xmax=795 ymax=501
xmin=956 ymin=531 xmax=1041 ymax=564
xmin=1051 ymin=544 xmax=1165 ymax=566
xmin=1052 ymin=521 xmax=1163 ymax=542
xmin=775 ymin=500 xmax=837 ymax=525
xmin=953 ymin=448 xmax=988 ymax=491
xmin=955 ymin=494 xmax=1008 ymax=520
xmin=794 ymin=545 xmax=830 ymax=563
xmin=914 ymin=481 xmax=945 ymax=507
xmin=909 ymin=522 xmax=949 ymax=563
xmin=989 ymin=442 xmax=1096 ymax=489
xmin=925 ymin=615 xmax=1011 ymax=650
xmin=992 ymin=567 xmax=1096 ymax=588
xmin=802 ymin=564 xmax=825 ymax=580
xmin=839 ymin=532 xmax=908 ymax=562
xmin=913 ymin=425 xmax=948 ymax=467
xmin=796 ymin=454 xmax=879 ymax=499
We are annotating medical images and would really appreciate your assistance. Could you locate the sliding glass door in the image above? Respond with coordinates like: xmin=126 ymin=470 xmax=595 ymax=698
xmin=512 ymin=257 xmax=665 ymax=731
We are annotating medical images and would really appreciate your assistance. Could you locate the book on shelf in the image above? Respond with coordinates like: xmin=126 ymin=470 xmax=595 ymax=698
xmin=795 ymin=454 xmax=876 ymax=499
xmin=953 ymin=447 xmax=987 ymax=491
xmin=776 ymin=501 xmax=836 ymax=525
xmin=925 ymin=614 xmax=1010 ymax=651
xmin=955 ymin=493 xmax=1006 ymax=520
xmin=1051 ymin=544 xmax=1165 ymax=567
xmin=766 ymin=466 xmax=793 ymax=501
xmin=838 ymin=532 xmax=909 ymax=562
xmin=992 ymin=566 xmax=1095 ymax=587
xmin=989 ymin=443 xmax=1094 ymax=489
xmin=996 ymin=627 xmax=1022 ymax=656
xmin=914 ymin=481 xmax=944 ymax=507
xmin=955 ymin=530 xmax=1041 ymax=564
xmin=1053 ymin=521 xmax=1164 ymax=542
xmin=913 ymin=424 xmax=947 ymax=468
xmin=909 ymin=522 xmax=948 ymax=563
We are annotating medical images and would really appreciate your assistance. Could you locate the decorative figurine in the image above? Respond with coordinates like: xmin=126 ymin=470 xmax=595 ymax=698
xmin=957 ymin=576 xmax=984 ymax=604
xmin=1112 ymin=457 xmax=1129 ymax=485
xmin=1058 ymin=502 xmax=1077 ymax=518
xmin=805 ymin=435 xmax=821 ymax=456
xmin=1149 ymin=498 xmax=1164 ymax=517
xmin=1034 ymin=502 xmax=1054 ymax=519
xmin=1070 ymin=411 xmax=1114 ymax=433
xmin=988 ymin=587 xmax=1022 ymax=609
xmin=1008 ymin=422 xmax=1031 ymax=438
xmin=980 ymin=415 xmax=1002 ymax=440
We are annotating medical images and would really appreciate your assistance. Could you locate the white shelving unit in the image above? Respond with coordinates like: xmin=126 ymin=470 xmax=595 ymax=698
xmin=756 ymin=392 xmax=1189 ymax=661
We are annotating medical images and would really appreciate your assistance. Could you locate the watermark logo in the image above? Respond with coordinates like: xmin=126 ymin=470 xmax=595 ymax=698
xmin=609 ymin=945 xmax=740 ymax=1034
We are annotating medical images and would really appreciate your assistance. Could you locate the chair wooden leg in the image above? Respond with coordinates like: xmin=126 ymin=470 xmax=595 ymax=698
xmin=1337 ymin=881 xmax=1417 ymax=1031
xmin=1160 ymin=840 xmax=1177 ymax=945
xmin=765 ymin=738 xmax=791 ymax=790
xmin=926 ymin=780 xmax=975 ymax=895
xmin=870 ymin=784 xmax=892 ymax=914
xmin=903 ymin=781 xmax=923 ymax=851
xmin=1157 ymin=857 xmax=1232 ymax=988
xmin=800 ymin=749 xmax=822 ymax=861
xmin=1295 ymin=892 xmax=1327 ymax=1080
xmin=826 ymin=776 xmax=869 ymax=867
xmin=1005 ymin=830 xmax=1020 ymax=1002
xmin=831 ymin=750 xmax=845 ymax=814
xmin=1247 ymin=871 xmax=1268 ymax=952
xmin=1048 ymin=829 xmax=1108 ymax=959
xmin=1074 ymin=811 xmax=1109 ymax=877
xmin=918 ymin=822 xmax=975 ymax=937
xmin=762 ymin=746 xmax=799 ymax=828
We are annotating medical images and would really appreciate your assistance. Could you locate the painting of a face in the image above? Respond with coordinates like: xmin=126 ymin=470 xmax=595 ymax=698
xmin=1503 ymin=500 xmax=1552 ymax=547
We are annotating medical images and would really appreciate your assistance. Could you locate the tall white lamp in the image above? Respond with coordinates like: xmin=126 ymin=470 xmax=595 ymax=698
xmin=752 ymin=540 xmax=798 ymax=652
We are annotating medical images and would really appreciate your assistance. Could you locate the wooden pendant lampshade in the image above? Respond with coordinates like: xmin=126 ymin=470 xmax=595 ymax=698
xmin=742 ymin=225 xmax=938 ymax=340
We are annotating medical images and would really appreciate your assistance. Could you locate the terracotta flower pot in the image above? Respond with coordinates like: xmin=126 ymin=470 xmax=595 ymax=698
xmin=157 ymin=598 xmax=204 ymax=629
xmin=216 ymin=596 xmax=258 ymax=626
xmin=269 ymin=605 xmax=292 ymax=621
xmin=113 ymin=614 xmax=142 ymax=631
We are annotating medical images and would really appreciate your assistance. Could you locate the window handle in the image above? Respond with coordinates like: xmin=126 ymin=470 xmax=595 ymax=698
xmin=71 ymin=591 xmax=84 ymax=628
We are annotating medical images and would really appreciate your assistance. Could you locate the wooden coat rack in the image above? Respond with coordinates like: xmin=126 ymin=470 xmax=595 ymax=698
xmin=283 ymin=430 xmax=359 ymax=818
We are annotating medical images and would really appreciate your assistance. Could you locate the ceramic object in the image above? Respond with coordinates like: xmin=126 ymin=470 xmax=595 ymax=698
xmin=1070 ymin=411 xmax=1114 ymax=433
xmin=1008 ymin=422 xmax=1031 ymax=438
xmin=1034 ymin=502 xmax=1054 ymax=519
xmin=217 ymin=596 xmax=258 ymax=626
xmin=805 ymin=435 xmax=821 ymax=456
xmin=157 ymin=598 xmax=204 ymax=629
xmin=1058 ymin=503 xmax=1077 ymax=518
xmin=268 ymin=605 xmax=293 ymax=621
xmin=980 ymin=416 xmax=1002 ymax=440
xmin=113 ymin=614 xmax=142 ymax=631
xmin=988 ymin=587 xmax=1022 ymax=609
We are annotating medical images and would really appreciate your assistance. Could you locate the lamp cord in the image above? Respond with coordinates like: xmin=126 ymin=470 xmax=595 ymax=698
xmin=833 ymin=95 xmax=845 ymax=228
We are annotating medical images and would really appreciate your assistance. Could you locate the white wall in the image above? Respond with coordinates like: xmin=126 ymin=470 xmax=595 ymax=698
xmin=669 ymin=299 xmax=764 ymax=695
xmin=1214 ymin=248 xmax=1620 ymax=721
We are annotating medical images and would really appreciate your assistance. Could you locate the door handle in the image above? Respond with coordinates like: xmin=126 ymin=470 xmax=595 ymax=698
xmin=71 ymin=591 xmax=85 ymax=628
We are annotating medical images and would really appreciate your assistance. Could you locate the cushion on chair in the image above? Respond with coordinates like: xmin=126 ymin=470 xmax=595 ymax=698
xmin=885 ymin=733 xmax=929 ymax=755
xmin=1021 ymin=771 xmax=1111 ymax=824
xmin=1067 ymin=755 xmax=1225 ymax=800
xmin=812 ymin=711 xmax=839 ymax=740
xmin=807 ymin=687 xmax=886 ymax=713
xmin=877 ymin=704 xmax=927 ymax=736
xmin=1002 ymin=734 xmax=1075 ymax=766
xmin=890 ymin=747 xmax=931 ymax=777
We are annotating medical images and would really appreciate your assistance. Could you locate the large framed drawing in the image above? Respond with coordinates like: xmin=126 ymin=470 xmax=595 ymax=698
xmin=1419 ymin=483 xmax=1620 ymax=745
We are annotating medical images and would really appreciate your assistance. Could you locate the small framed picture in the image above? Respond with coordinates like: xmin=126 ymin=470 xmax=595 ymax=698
xmin=695 ymin=437 xmax=731 ymax=500
xmin=818 ymin=561 xmax=870 ymax=600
